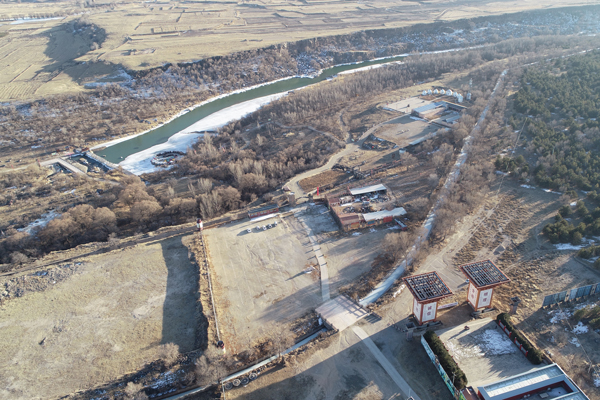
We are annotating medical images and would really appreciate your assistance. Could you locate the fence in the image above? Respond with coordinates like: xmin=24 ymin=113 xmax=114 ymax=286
xmin=541 ymin=282 xmax=600 ymax=308
xmin=421 ymin=335 xmax=466 ymax=400
xmin=497 ymin=320 xmax=528 ymax=356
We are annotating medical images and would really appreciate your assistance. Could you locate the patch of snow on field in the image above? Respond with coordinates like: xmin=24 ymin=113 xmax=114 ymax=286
xmin=555 ymin=243 xmax=585 ymax=250
xmin=250 ymin=213 xmax=278 ymax=222
xmin=479 ymin=329 xmax=517 ymax=355
xmin=549 ymin=309 xmax=572 ymax=323
xmin=572 ymin=322 xmax=589 ymax=334
xmin=445 ymin=329 xmax=517 ymax=361
xmin=570 ymin=337 xmax=581 ymax=347
xmin=17 ymin=211 xmax=58 ymax=234
xmin=520 ymin=184 xmax=536 ymax=189
xmin=352 ymin=232 xmax=362 ymax=236
xmin=543 ymin=189 xmax=562 ymax=194
xmin=150 ymin=370 xmax=185 ymax=390
xmin=594 ymin=374 xmax=600 ymax=387
xmin=444 ymin=340 xmax=483 ymax=360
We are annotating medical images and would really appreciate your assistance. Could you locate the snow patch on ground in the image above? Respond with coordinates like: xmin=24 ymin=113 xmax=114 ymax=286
xmin=250 ymin=213 xmax=279 ymax=222
xmin=370 ymin=228 xmax=377 ymax=233
xmin=594 ymin=374 xmax=600 ymax=388
xmin=555 ymin=243 xmax=585 ymax=250
xmin=569 ymin=337 xmax=581 ymax=347
xmin=17 ymin=211 xmax=58 ymax=234
xmin=549 ymin=309 xmax=572 ymax=324
xmin=352 ymin=232 xmax=362 ymax=236
xmin=520 ymin=184 xmax=536 ymax=189
xmin=479 ymin=329 xmax=518 ymax=355
xmin=572 ymin=321 xmax=589 ymax=334
xmin=446 ymin=329 xmax=517 ymax=361
xmin=543 ymin=189 xmax=562 ymax=194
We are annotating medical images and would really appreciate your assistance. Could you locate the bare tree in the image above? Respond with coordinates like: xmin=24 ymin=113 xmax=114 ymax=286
xmin=428 ymin=173 xmax=439 ymax=188
xmin=197 ymin=178 xmax=213 ymax=194
xmin=124 ymin=382 xmax=148 ymax=400
xmin=10 ymin=251 xmax=28 ymax=265
xmin=158 ymin=342 xmax=180 ymax=367
xmin=383 ymin=231 xmax=411 ymax=263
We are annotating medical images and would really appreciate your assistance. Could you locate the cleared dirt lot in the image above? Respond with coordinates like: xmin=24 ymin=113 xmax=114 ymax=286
xmin=438 ymin=318 xmax=537 ymax=387
xmin=204 ymin=214 xmax=322 ymax=353
xmin=372 ymin=115 xmax=439 ymax=147
xmin=0 ymin=234 xmax=198 ymax=400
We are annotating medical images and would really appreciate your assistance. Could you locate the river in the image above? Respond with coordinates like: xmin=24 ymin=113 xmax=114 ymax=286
xmin=96 ymin=45 xmax=488 ymax=174
xmin=96 ymin=55 xmax=406 ymax=173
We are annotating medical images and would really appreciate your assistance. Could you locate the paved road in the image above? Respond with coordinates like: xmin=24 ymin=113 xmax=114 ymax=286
xmin=352 ymin=325 xmax=422 ymax=400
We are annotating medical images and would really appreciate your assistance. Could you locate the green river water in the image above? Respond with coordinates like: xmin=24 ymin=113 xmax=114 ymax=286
xmin=100 ymin=55 xmax=406 ymax=164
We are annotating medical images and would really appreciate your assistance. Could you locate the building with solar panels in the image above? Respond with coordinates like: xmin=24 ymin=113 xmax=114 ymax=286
xmin=403 ymin=271 xmax=453 ymax=325
xmin=459 ymin=260 xmax=510 ymax=311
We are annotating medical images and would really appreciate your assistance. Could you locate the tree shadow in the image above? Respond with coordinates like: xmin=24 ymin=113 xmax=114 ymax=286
xmin=36 ymin=20 xmax=121 ymax=85
xmin=231 ymin=324 xmax=453 ymax=400
xmin=159 ymin=236 xmax=199 ymax=352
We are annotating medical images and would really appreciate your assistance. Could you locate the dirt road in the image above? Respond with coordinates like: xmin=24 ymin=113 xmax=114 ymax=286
xmin=284 ymin=113 xmax=403 ymax=200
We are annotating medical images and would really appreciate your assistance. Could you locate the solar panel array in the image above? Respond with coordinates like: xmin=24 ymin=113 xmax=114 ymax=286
xmin=542 ymin=283 xmax=599 ymax=307
xmin=404 ymin=272 xmax=452 ymax=301
xmin=460 ymin=260 xmax=509 ymax=288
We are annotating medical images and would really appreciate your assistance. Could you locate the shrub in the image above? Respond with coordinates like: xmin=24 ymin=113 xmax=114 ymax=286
xmin=577 ymin=245 xmax=600 ymax=259
xmin=497 ymin=313 xmax=543 ymax=364
xmin=423 ymin=331 xmax=468 ymax=389
xmin=158 ymin=343 xmax=180 ymax=367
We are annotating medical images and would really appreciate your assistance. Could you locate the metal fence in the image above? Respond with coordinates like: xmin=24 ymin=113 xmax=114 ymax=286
xmin=541 ymin=282 xmax=600 ymax=307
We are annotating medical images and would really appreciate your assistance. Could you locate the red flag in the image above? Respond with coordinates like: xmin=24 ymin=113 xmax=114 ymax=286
xmin=316 ymin=187 xmax=319 ymax=196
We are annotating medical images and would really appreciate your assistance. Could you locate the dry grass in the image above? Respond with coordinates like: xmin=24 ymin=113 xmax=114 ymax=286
xmin=0 ymin=234 xmax=199 ymax=400
xmin=0 ymin=0 xmax=593 ymax=100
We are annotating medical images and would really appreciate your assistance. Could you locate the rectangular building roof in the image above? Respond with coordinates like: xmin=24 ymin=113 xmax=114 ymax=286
xmin=349 ymin=184 xmax=387 ymax=196
xmin=413 ymin=102 xmax=444 ymax=114
xmin=403 ymin=272 xmax=453 ymax=302
xmin=478 ymin=364 xmax=588 ymax=400
xmin=248 ymin=204 xmax=279 ymax=214
xmin=460 ymin=260 xmax=510 ymax=288
xmin=338 ymin=214 xmax=360 ymax=225
xmin=362 ymin=207 xmax=407 ymax=222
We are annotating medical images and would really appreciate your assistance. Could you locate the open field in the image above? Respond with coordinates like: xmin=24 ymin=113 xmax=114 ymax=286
xmin=371 ymin=115 xmax=438 ymax=147
xmin=0 ymin=0 xmax=597 ymax=100
xmin=0 ymin=234 xmax=200 ymax=400
xmin=204 ymin=214 xmax=322 ymax=354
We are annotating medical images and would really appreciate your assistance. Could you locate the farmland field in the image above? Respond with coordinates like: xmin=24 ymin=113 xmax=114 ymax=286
xmin=0 ymin=0 xmax=596 ymax=100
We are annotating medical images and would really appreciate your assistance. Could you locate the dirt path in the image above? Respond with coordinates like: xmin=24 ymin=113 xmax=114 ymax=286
xmin=284 ymin=112 xmax=407 ymax=201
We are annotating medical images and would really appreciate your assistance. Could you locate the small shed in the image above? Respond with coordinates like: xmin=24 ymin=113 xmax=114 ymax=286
xmin=349 ymin=184 xmax=387 ymax=197
xmin=248 ymin=204 xmax=279 ymax=219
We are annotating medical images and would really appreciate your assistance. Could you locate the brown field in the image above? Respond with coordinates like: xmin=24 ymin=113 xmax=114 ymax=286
xmin=0 ymin=0 xmax=595 ymax=100
xmin=0 ymin=234 xmax=200 ymax=400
